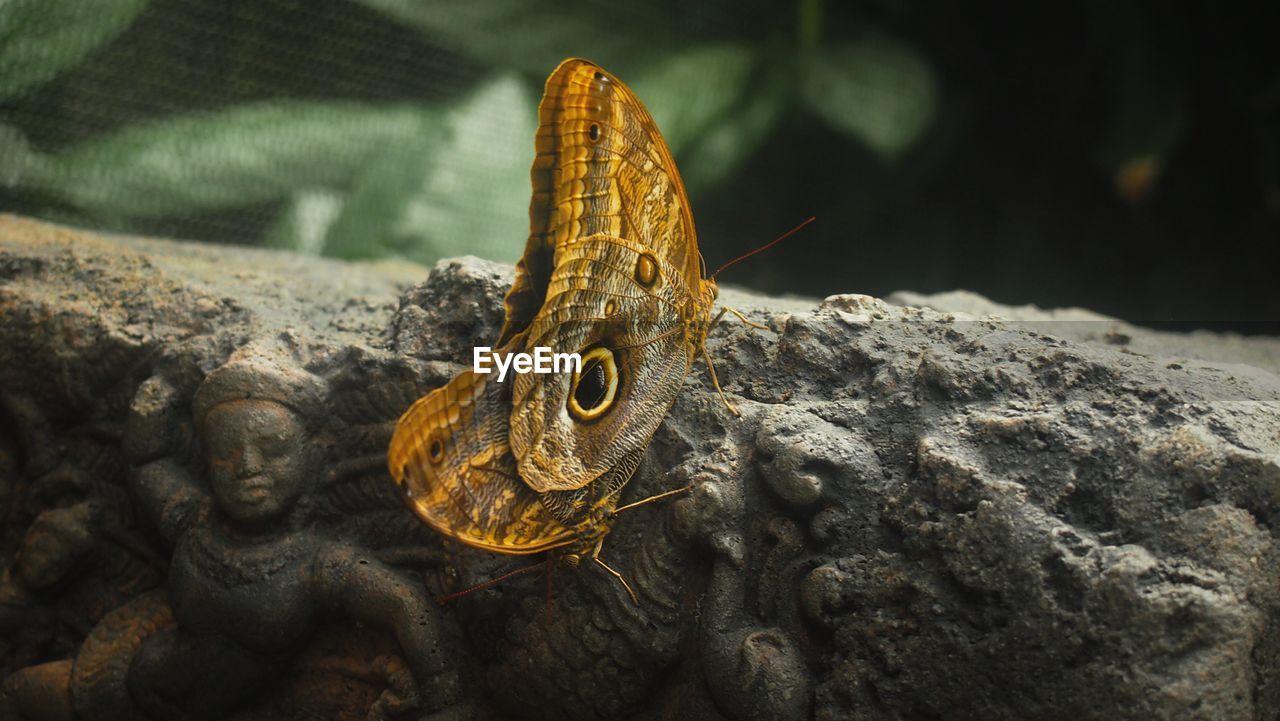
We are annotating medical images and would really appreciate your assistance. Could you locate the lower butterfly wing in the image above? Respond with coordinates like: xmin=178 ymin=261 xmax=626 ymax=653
xmin=388 ymin=367 xmax=575 ymax=554
xmin=510 ymin=234 xmax=693 ymax=494
xmin=536 ymin=446 xmax=645 ymax=527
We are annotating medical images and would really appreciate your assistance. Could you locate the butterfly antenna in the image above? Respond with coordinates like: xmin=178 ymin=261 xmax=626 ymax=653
xmin=710 ymin=216 xmax=816 ymax=280
xmin=612 ymin=485 xmax=691 ymax=515
xmin=438 ymin=559 xmax=549 ymax=605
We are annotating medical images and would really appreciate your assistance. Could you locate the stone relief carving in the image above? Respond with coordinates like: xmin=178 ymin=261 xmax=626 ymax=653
xmin=3 ymin=217 xmax=1280 ymax=720
xmin=3 ymin=341 xmax=459 ymax=721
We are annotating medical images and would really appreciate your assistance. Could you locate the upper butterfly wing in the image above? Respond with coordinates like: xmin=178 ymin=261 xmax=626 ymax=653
xmin=388 ymin=363 xmax=574 ymax=554
xmin=505 ymin=58 xmax=712 ymax=494
xmin=498 ymin=57 xmax=704 ymax=348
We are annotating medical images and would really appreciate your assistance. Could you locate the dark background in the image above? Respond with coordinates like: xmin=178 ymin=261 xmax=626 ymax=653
xmin=2 ymin=0 xmax=1277 ymax=331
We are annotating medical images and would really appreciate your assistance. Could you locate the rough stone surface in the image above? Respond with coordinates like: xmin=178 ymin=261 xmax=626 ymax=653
xmin=888 ymin=289 xmax=1280 ymax=376
xmin=3 ymin=214 xmax=1280 ymax=720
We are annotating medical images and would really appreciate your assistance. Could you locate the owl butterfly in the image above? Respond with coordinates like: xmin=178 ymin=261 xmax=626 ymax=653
xmin=389 ymin=58 xmax=741 ymax=601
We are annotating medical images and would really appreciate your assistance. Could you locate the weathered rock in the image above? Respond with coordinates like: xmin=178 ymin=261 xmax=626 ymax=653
xmin=3 ymin=214 xmax=1280 ymax=720
xmin=888 ymin=288 xmax=1280 ymax=376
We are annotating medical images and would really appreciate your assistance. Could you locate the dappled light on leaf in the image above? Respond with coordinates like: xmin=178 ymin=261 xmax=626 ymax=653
xmin=802 ymin=36 xmax=937 ymax=161
xmin=386 ymin=75 xmax=536 ymax=265
xmin=38 ymin=102 xmax=432 ymax=218
xmin=263 ymin=190 xmax=345 ymax=255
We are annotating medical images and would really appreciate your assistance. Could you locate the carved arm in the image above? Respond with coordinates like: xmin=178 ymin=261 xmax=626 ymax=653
xmin=129 ymin=459 xmax=204 ymax=544
xmin=313 ymin=544 xmax=460 ymax=715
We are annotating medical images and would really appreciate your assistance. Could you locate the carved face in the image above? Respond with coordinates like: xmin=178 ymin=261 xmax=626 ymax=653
xmin=204 ymin=399 xmax=309 ymax=525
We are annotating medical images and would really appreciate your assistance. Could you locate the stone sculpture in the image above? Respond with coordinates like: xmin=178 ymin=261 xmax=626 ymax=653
xmin=2 ymin=336 xmax=459 ymax=720
xmin=3 ymin=215 xmax=1280 ymax=720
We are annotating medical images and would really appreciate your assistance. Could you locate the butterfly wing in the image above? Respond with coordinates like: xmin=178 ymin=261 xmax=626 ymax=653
xmin=507 ymin=59 xmax=713 ymax=494
xmin=510 ymin=234 xmax=692 ymax=493
xmin=388 ymin=362 xmax=575 ymax=555
xmin=498 ymin=57 xmax=705 ymax=348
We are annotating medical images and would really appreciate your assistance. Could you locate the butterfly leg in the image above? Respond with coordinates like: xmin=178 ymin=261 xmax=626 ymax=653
xmin=709 ymin=307 xmax=729 ymax=331
xmin=590 ymin=539 xmax=639 ymax=605
xmin=702 ymin=345 xmax=741 ymax=417
xmin=727 ymin=306 xmax=769 ymax=330
xmin=710 ymin=306 xmax=768 ymax=332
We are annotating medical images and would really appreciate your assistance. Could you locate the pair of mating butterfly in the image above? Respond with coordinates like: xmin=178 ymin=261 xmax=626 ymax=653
xmin=388 ymin=59 xmax=772 ymax=603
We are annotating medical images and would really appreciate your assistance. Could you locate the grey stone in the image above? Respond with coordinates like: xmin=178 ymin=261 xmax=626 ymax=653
xmin=3 ymin=214 xmax=1280 ymax=720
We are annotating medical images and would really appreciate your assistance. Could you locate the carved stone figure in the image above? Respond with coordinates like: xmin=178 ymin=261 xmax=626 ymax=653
xmin=130 ymin=346 xmax=459 ymax=720
xmin=2 ymin=343 xmax=459 ymax=721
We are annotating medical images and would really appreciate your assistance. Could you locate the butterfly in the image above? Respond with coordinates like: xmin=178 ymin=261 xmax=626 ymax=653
xmin=388 ymin=58 xmax=738 ymax=602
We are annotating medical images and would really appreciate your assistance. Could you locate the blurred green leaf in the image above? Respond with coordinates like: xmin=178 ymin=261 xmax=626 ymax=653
xmin=35 ymin=102 xmax=433 ymax=217
xmin=0 ymin=0 xmax=150 ymax=100
xmin=644 ymin=49 xmax=790 ymax=194
xmin=262 ymin=190 xmax=345 ymax=254
xmin=801 ymin=35 xmax=937 ymax=161
xmin=629 ymin=44 xmax=758 ymax=159
xmin=317 ymin=135 xmax=435 ymax=260
xmin=0 ymin=122 xmax=47 ymax=188
xmin=352 ymin=0 xmax=676 ymax=75
xmin=322 ymin=75 xmax=537 ymax=265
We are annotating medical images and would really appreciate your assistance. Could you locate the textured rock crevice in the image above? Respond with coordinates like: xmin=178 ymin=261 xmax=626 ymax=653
xmin=3 ymin=215 xmax=1280 ymax=720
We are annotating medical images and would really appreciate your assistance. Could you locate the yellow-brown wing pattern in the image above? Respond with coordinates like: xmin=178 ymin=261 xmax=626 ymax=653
xmin=499 ymin=58 xmax=704 ymax=348
xmin=510 ymin=234 xmax=691 ymax=493
xmin=505 ymin=59 xmax=719 ymax=495
xmin=388 ymin=367 xmax=575 ymax=555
